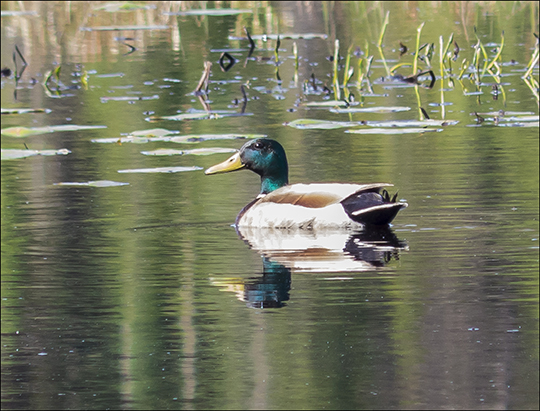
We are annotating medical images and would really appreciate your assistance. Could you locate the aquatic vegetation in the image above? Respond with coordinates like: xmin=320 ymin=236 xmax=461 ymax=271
xmin=285 ymin=119 xmax=365 ymax=130
xmin=1 ymin=148 xmax=71 ymax=160
xmin=80 ymin=25 xmax=169 ymax=31
xmin=1 ymin=125 xmax=106 ymax=137
xmin=140 ymin=147 xmax=236 ymax=156
xmin=93 ymin=2 xmax=156 ymax=12
xmin=118 ymin=166 xmax=203 ymax=173
xmin=345 ymin=128 xmax=443 ymax=135
xmin=54 ymin=180 xmax=129 ymax=187
xmin=164 ymin=8 xmax=253 ymax=16
xmin=91 ymin=134 xmax=266 ymax=144
xmin=329 ymin=106 xmax=411 ymax=114
xmin=286 ymin=118 xmax=458 ymax=130
xmin=1 ymin=108 xmax=51 ymax=114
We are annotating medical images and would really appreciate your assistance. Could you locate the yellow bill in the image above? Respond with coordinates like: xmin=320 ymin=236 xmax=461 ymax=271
xmin=205 ymin=151 xmax=245 ymax=175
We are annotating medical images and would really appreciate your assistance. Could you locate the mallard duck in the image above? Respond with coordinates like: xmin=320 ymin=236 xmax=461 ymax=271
xmin=205 ymin=138 xmax=408 ymax=228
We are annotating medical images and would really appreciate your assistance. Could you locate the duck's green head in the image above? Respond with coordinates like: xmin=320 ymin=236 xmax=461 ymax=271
xmin=205 ymin=138 xmax=289 ymax=194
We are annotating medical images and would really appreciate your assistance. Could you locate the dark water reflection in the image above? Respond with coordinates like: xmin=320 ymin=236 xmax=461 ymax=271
xmin=228 ymin=227 xmax=407 ymax=308
xmin=2 ymin=1 xmax=539 ymax=410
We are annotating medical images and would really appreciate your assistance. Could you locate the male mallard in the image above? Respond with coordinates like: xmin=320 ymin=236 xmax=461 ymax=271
xmin=205 ymin=138 xmax=408 ymax=228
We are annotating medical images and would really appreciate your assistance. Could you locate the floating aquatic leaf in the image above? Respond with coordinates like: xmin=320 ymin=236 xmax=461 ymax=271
xmin=229 ymin=33 xmax=327 ymax=40
xmin=302 ymin=101 xmax=359 ymax=107
xmin=1 ymin=148 xmax=71 ymax=160
xmin=1 ymin=124 xmax=106 ymax=137
xmin=2 ymin=108 xmax=52 ymax=115
xmin=365 ymin=119 xmax=459 ymax=127
xmin=496 ymin=121 xmax=539 ymax=128
xmin=475 ymin=111 xmax=535 ymax=116
xmin=1 ymin=126 xmax=51 ymax=137
xmin=345 ymin=128 xmax=443 ymax=135
xmin=169 ymin=134 xmax=265 ymax=143
xmin=1 ymin=10 xmax=38 ymax=16
xmin=140 ymin=149 xmax=184 ymax=156
xmin=95 ymin=73 xmax=124 ymax=78
xmin=285 ymin=119 xmax=365 ymax=130
xmin=101 ymin=95 xmax=159 ymax=102
xmin=81 ymin=25 xmax=169 ymax=31
xmin=147 ymin=112 xmax=221 ymax=121
xmin=129 ymin=128 xmax=178 ymax=137
xmin=164 ymin=9 xmax=253 ymax=16
xmin=92 ymin=134 xmax=265 ymax=144
xmin=118 ymin=166 xmax=203 ymax=173
xmin=330 ymin=106 xmax=412 ymax=113
xmin=94 ymin=2 xmax=156 ymax=12
xmin=92 ymin=137 xmax=154 ymax=144
xmin=183 ymin=147 xmax=237 ymax=156
xmin=140 ymin=147 xmax=236 ymax=156
xmin=491 ymin=115 xmax=539 ymax=122
xmin=54 ymin=180 xmax=129 ymax=187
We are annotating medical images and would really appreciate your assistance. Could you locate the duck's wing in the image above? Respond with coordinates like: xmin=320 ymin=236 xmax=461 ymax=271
xmin=259 ymin=183 xmax=393 ymax=208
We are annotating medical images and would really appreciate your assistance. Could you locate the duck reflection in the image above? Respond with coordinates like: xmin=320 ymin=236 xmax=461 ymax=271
xmin=212 ymin=227 xmax=407 ymax=308
xmin=238 ymin=226 xmax=407 ymax=273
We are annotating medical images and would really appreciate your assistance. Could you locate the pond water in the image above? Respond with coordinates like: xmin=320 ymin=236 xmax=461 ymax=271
xmin=1 ymin=1 xmax=538 ymax=410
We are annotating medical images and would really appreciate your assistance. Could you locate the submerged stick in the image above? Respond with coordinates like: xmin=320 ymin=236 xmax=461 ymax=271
xmin=244 ymin=26 xmax=255 ymax=58
xmin=195 ymin=61 xmax=212 ymax=94
xmin=274 ymin=35 xmax=281 ymax=64
xmin=13 ymin=45 xmax=28 ymax=81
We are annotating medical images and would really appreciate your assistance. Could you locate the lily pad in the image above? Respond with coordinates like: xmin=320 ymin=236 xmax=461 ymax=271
xmin=118 ymin=166 xmax=203 ymax=173
xmin=285 ymin=119 xmax=365 ymax=130
xmin=94 ymin=2 xmax=156 ymax=12
xmin=95 ymin=73 xmax=125 ymax=78
xmin=81 ymin=25 xmax=169 ymax=31
xmin=1 ymin=148 xmax=71 ymax=160
xmin=101 ymin=95 xmax=159 ymax=102
xmin=129 ymin=128 xmax=179 ymax=137
xmin=140 ymin=149 xmax=184 ymax=156
xmin=1 ymin=10 xmax=38 ymax=16
xmin=164 ymin=9 xmax=253 ymax=16
xmin=140 ymin=148 xmax=236 ymax=156
xmin=91 ymin=137 xmax=156 ymax=144
xmin=91 ymin=134 xmax=265 ymax=144
xmin=54 ymin=180 xmax=129 ymax=187
xmin=490 ymin=115 xmax=539 ymax=123
xmin=229 ymin=33 xmax=327 ymax=40
xmin=496 ymin=121 xmax=539 ymax=128
xmin=146 ymin=112 xmax=222 ymax=121
xmin=475 ymin=111 xmax=536 ymax=116
xmin=330 ymin=106 xmax=412 ymax=113
xmin=1 ymin=124 xmax=106 ymax=138
xmin=345 ymin=128 xmax=443 ymax=135
xmin=169 ymin=134 xmax=265 ymax=143
xmin=365 ymin=120 xmax=459 ymax=127
xmin=2 ymin=108 xmax=52 ymax=115
xmin=302 ymin=101 xmax=360 ymax=107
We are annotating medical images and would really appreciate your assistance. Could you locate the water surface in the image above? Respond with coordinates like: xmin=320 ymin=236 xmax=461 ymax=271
xmin=1 ymin=1 xmax=538 ymax=410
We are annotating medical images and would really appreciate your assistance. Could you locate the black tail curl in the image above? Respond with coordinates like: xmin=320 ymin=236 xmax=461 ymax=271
xmin=341 ymin=188 xmax=407 ymax=226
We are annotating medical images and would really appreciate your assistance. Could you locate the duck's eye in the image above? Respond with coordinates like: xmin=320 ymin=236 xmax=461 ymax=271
xmin=254 ymin=142 xmax=264 ymax=149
